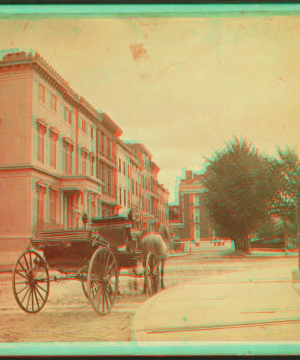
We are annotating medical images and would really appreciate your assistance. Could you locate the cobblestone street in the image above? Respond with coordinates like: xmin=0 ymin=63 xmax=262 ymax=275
xmin=1 ymin=248 xmax=295 ymax=342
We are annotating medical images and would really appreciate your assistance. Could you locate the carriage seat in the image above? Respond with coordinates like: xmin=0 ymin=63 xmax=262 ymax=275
xmin=90 ymin=215 xmax=136 ymax=251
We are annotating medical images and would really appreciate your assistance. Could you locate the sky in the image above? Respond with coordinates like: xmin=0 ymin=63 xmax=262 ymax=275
xmin=1 ymin=7 xmax=300 ymax=202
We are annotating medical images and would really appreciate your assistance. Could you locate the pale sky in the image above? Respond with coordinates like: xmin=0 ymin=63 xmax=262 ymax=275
xmin=1 ymin=7 xmax=300 ymax=202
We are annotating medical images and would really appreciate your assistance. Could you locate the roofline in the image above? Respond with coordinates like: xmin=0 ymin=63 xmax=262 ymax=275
xmin=0 ymin=50 xmax=122 ymax=135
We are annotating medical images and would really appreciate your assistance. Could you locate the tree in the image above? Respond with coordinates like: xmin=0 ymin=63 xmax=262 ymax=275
xmin=267 ymin=147 xmax=300 ymax=249
xmin=202 ymin=137 xmax=279 ymax=252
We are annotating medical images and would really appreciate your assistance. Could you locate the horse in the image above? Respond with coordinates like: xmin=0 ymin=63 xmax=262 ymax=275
xmin=136 ymin=222 xmax=171 ymax=294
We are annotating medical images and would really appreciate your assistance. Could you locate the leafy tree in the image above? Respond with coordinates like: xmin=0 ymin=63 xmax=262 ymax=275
xmin=202 ymin=137 xmax=279 ymax=251
xmin=267 ymin=147 xmax=300 ymax=249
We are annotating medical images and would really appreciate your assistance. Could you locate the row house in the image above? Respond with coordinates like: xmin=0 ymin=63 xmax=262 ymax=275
xmin=0 ymin=50 xmax=169 ymax=251
xmin=125 ymin=142 xmax=169 ymax=232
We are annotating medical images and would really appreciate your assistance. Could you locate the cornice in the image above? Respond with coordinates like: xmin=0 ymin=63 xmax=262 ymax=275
xmin=0 ymin=51 xmax=120 ymax=134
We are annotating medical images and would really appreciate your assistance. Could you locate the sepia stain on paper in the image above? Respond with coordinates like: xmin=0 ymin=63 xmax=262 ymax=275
xmin=1 ymin=4 xmax=300 ymax=357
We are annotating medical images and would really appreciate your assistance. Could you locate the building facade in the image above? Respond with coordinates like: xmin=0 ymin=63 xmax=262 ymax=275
xmin=0 ymin=50 xmax=169 ymax=251
xmin=125 ymin=142 xmax=169 ymax=232
xmin=169 ymin=170 xmax=210 ymax=243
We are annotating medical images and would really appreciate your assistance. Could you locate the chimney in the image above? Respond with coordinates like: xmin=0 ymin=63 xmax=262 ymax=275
xmin=186 ymin=170 xmax=192 ymax=180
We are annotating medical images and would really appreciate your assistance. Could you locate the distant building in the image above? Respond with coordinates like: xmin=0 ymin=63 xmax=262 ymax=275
xmin=169 ymin=170 xmax=210 ymax=242
xmin=125 ymin=142 xmax=169 ymax=232
xmin=0 ymin=50 xmax=169 ymax=251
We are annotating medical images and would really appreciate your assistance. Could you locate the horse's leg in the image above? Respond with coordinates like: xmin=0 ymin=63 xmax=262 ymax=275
xmin=117 ymin=268 xmax=122 ymax=296
xmin=133 ymin=267 xmax=138 ymax=291
xmin=161 ymin=258 xmax=165 ymax=289
xmin=142 ymin=260 xmax=147 ymax=294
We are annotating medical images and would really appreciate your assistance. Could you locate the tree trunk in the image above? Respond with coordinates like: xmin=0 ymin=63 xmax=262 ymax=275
xmin=243 ymin=234 xmax=250 ymax=252
xmin=237 ymin=234 xmax=250 ymax=252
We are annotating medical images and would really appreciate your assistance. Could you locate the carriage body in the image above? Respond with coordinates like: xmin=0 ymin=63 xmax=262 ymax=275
xmin=30 ymin=229 xmax=108 ymax=272
xmin=90 ymin=215 xmax=141 ymax=269
xmin=12 ymin=214 xmax=161 ymax=316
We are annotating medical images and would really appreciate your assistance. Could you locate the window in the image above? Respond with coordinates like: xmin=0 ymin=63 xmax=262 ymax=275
xmin=114 ymin=184 xmax=117 ymax=201
xmin=49 ymin=188 xmax=58 ymax=223
xmin=82 ymin=120 xmax=86 ymax=133
xmin=119 ymin=187 xmax=122 ymax=205
xmin=119 ymin=159 xmax=121 ymax=172
xmin=102 ymin=165 xmax=107 ymax=194
xmin=36 ymin=185 xmax=46 ymax=224
xmin=112 ymin=143 xmax=116 ymax=164
xmin=132 ymin=179 xmax=134 ymax=193
xmin=50 ymin=131 xmax=58 ymax=169
xmin=91 ymin=195 xmax=95 ymax=218
xmin=63 ymin=141 xmax=73 ymax=174
xmin=107 ymin=167 xmax=112 ymax=196
xmin=90 ymin=156 xmax=95 ymax=176
xmin=106 ymin=138 xmax=111 ymax=159
xmin=51 ymin=94 xmax=57 ymax=112
xmin=97 ymin=160 xmax=102 ymax=180
xmin=101 ymin=132 xmax=105 ymax=154
xmin=123 ymin=161 xmax=125 ymax=176
xmin=37 ymin=123 xmax=46 ymax=164
xmin=82 ymin=150 xmax=87 ymax=175
xmin=91 ymin=126 xmax=94 ymax=139
xmin=135 ymin=181 xmax=138 ymax=196
xmin=124 ymin=189 xmax=126 ymax=207
xmin=64 ymin=107 xmax=71 ymax=125
xmin=39 ymin=84 xmax=45 ymax=103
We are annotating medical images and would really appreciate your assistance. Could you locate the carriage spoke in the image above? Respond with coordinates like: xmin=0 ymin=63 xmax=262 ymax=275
xmin=33 ymin=288 xmax=40 ymax=310
xmin=153 ymin=262 xmax=159 ymax=273
xmin=31 ymin=289 xmax=34 ymax=312
xmin=29 ymin=252 xmax=32 ymax=272
xmin=35 ymin=269 xmax=47 ymax=281
xmin=20 ymin=286 xmax=30 ymax=305
xmin=103 ymin=251 xmax=111 ymax=277
xmin=26 ymin=287 xmax=32 ymax=309
xmin=15 ymin=270 xmax=28 ymax=279
xmin=23 ymin=254 xmax=30 ymax=272
xmin=105 ymin=261 xmax=115 ymax=278
xmin=13 ymin=250 xmax=49 ymax=314
xmin=35 ymin=284 xmax=46 ymax=302
xmin=16 ymin=284 xmax=29 ymax=295
xmin=101 ymin=283 xmax=105 ymax=313
xmin=36 ymin=282 xmax=48 ymax=293
xmin=87 ymin=247 xmax=118 ymax=315
xmin=104 ymin=285 xmax=111 ymax=310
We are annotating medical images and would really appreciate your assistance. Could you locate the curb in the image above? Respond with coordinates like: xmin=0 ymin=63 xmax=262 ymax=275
xmin=291 ymin=268 xmax=300 ymax=294
xmin=235 ymin=250 xmax=297 ymax=257
xmin=131 ymin=285 xmax=175 ymax=341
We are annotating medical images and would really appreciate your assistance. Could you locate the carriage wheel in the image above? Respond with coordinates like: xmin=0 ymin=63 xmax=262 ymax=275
xmin=87 ymin=247 xmax=119 ymax=315
xmin=12 ymin=250 xmax=49 ymax=314
xmin=78 ymin=265 xmax=89 ymax=300
xmin=145 ymin=251 xmax=161 ymax=297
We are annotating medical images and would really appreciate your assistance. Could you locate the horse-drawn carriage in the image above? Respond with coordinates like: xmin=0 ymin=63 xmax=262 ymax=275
xmin=12 ymin=214 xmax=164 ymax=315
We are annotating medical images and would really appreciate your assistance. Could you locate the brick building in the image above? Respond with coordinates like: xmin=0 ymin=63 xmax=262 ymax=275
xmin=0 ymin=49 xmax=169 ymax=251
xmin=169 ymin=170 xmax=210 ymax=243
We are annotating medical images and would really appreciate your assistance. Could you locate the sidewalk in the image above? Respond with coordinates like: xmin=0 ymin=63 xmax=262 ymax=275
xmin=0 ymin=251 xmax=20 ymax=272
xmin=132 ymin=262 xmax=300 ymax=343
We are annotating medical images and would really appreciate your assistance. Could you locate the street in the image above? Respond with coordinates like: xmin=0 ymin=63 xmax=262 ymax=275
xmin=0 ymin=247 xmax=299 ymax=342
